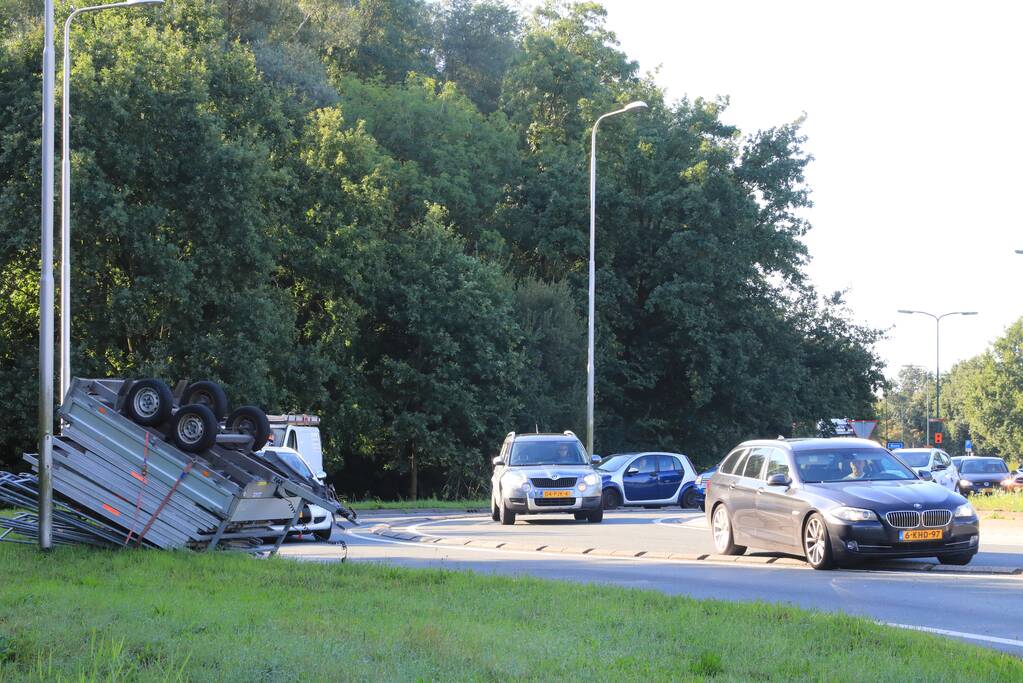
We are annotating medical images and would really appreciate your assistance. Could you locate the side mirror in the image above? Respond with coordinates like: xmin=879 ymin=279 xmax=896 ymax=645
xmin=766 ymin=473 xmax=791 ymax=487
xmin=591 ymin=455 xmax=601 ymax=464
xmin=919 ymin=470 xmax=933 ymax=481
xmin=492 ymin=456 xmax=505 ymax=466
xmin=626 ymin=467 xmax=639 ymax=475
xmin=316 ymin=471 xmax=327 ymax=480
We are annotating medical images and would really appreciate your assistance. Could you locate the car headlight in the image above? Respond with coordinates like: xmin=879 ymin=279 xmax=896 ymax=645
xmin=503 ymin=473 xmax=527 ymax=488
xmin=582 ymin=473 xmax=599 ymax=486
xmin=828 ymin=507 xmax=878 ymax=522
xmin=954 ymin=503 xmax=975 ymax=518
xmin=959 ymin=479 xmax=972 ymax=487
xmin=1002 ymin=478 xmax=1014 ymax=486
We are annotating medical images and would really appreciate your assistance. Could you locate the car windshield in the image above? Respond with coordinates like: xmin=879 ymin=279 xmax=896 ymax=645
xmin=596 ymin=455 xmax=631 ymax=471
xmin=509 ymin=440 xmax=587 ymax=466
xmin=960 ymin=459 xmax=1008 ymax=474
xmin=897 ymin=452 xmax=931 ymax=467
xmin=275 ymin=450 xmax=314 ymax=478
xmin=795 ymin=448 xmax=917 ymax=483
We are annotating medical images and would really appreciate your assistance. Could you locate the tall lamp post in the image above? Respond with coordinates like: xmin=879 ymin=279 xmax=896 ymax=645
xmin=897 ymin=310 xmax=978 ymax=427
xmin=60 ymin=0 xmax=163 ymax=403
xmin=587 ymin=100 xmax=647 ymax=456
xmin=39 ymin=0 xmax=57 ymax=551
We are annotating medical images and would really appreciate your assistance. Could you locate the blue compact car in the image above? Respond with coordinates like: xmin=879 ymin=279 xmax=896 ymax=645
xmin=597 ymin=452 xmax=698 ymax=509
xmin=692 ymin=466 xmax=718 ymax=511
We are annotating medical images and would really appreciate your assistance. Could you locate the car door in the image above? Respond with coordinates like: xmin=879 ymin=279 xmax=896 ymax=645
xmin=657 ymin=455 xmax=683 ymax=500
xmin=623 ymin=455 xmax=658 ymax=502
xmin=731 ymin=447 xmax=769 ymax=534
xmin=709 ymin=448 xmax=747 ymax=512
xmin=755 ymin=449 xmax=800 ymax=548
xmin=935 ymin=451 xmax=955 ymax=490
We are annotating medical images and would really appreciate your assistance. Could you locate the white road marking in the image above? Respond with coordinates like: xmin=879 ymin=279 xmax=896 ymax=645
xmin=886 ymin=623 xmax=1023 ymax=649
xmin=652 ymin=514 xmax=708 ymax=530
xmin=345 ymin=527 xmax=1023 ymax=583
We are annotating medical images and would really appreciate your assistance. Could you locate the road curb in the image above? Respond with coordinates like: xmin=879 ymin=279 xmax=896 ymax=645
xmin=363 ymin=522 xmax=1023 ymax=577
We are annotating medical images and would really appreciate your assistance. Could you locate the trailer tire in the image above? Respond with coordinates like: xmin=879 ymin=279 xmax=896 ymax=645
xmin=227 ymin=405 xmax=271 ymax=452
xmin=124 ymin=379 xmax=173 ymax=426
xmin=181 ymin=380 xmax=229 ymax=421
xmin=170 ymin=404 xmax=218 ymax=453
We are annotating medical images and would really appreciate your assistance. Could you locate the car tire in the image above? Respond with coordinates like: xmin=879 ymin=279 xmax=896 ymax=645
xmin=937 ymin=552 xmax=975 ymax=566
xmin=491 ymin=497 xmax=500 ymax=521
xmin=601 ymin=488 xmax=621 ymax=510
xmin=181 ymin=380 xmax=229 ymax=421
xmin=499 ymin=498 xmax=516 ymax=525
xmin=587 ymin=508 xmax=603 ymax=523
xmin=124 ymin=378 xmax=173 ymax=426
xmin=802 ymin=512 xmax=835 ymax=570
xmin=169 ymin=403 xmax=218 ymax=453
xmin=711 ymin=504 xmax=746 ymax=556
xmin=226 ymin=405 xmax=271 ymax=452
xmin=681 ymin=488 xmax=699 ymax=509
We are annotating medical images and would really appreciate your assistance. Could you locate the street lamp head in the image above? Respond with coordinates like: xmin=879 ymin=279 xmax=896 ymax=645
xmin=623 ymin=100 xmax=648 ymax=111
xmin=1015 ymin=249 xmax=1023 ymax=254
xmin=960 ymin=311 xmax=979 ymax=316
xmin=897 ymin=309 xmax=916 ymax=314
xmin=126 ymin=0 xmax=164 ymax=5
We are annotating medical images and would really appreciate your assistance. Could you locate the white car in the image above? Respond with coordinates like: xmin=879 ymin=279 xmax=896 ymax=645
xmin=260 ymin=446 xmax=334 ymax=542
xmin=892 ymin=448 xmax=959 ymax=491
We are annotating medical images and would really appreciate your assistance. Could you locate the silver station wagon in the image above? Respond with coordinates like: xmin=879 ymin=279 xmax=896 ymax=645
xmin=490 ymin=432 xmax=603 ymax=525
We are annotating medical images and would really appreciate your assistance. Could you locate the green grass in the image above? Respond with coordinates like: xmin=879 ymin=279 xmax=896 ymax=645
xmin=348 ymin=497 xmax=488 ymax=511
xmin=0 ymin=545 xmax=1021 ymax=681
xmin=970 ymin=491 xmax=1023 ymax=512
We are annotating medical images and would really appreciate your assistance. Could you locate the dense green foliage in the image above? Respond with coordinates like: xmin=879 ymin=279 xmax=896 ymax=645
xmin=0 ymin=0 xmax=884 ymax=498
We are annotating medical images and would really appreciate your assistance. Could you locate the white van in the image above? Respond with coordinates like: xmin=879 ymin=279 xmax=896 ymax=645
xmin=268 ymin=414 xmax=325 ymax=480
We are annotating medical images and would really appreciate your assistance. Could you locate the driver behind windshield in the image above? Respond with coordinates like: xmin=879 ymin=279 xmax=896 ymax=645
xmin=843 ymin=457 xmax=867 ymax=480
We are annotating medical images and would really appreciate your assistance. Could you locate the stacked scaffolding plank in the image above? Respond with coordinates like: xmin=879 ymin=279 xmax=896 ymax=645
xmin=0 ymin=378 xmax=352 ymax=554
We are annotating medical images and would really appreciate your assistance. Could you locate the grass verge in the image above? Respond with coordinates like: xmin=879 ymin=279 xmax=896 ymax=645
xmin=970 ymin=491 xmax=1023 ymax=512
xmin=1 ymin=545 xmax=1021 ymax=681
xmin=348 ymin=497 xmax=487 ymax=511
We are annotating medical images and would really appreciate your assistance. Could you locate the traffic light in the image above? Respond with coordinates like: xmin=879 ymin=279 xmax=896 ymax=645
xmin=934 ymin=432 xmax=943 ymax=445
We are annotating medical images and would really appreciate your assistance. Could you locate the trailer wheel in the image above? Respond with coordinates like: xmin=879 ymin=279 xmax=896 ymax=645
xmin=227 ymin=405 xmax=271 ymax=452
xmin=181 ymin=380 xmax=229 ymax=421
xmin=170 ymin=403 xmax=218 ymax=453
xmin=124 ymin=379 xmax=173 ymax=426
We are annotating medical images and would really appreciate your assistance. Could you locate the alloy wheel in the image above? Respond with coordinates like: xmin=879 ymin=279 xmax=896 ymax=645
xmin=712 ymin=506 xmax=731 ymax=553
xmin=804 ymin=517 xmax=826 ymax=566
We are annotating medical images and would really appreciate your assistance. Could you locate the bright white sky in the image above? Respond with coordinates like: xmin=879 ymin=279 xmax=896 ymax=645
xmin=598 ymin=0 xmax=1022 ymax=378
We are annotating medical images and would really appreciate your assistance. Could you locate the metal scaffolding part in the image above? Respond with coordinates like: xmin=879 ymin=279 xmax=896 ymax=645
xmin=3 ymin=378 xmax=356 ymax=555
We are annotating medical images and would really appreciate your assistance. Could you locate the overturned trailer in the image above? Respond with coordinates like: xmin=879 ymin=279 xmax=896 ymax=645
xmin=0 ymin=378 xmax=355 ymax=554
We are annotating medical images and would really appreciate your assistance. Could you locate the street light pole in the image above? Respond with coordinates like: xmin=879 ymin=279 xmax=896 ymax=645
xmin=60 ymin=0 xmax=163 ymax=404
xmin=587 ymin=100 xmax=647 ymax=456
xmin=897 ymin=309 xmax=978 ymax=428
xmin=39 ymin=0 xmax=56 ymax=551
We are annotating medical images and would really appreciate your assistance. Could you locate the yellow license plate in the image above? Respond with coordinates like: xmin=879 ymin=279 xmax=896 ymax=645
xmin=901 ymin=529 xmax=943 ymax=541
xmin=542 ymin=490 xmax=572 ymax=498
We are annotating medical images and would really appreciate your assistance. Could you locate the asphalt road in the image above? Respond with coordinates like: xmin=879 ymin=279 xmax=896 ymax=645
xmin=279 ymin=509 xmax=1023 ymax=654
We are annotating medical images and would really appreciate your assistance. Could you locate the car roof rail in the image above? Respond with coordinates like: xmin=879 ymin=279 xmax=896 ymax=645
xmin=563 ymin=430 xmax=576 ymax=437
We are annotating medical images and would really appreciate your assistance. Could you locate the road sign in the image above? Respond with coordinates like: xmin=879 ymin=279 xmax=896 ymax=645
xmin=850 ymin=420 xmax=877 ymax=439
xmin=965 ymin=439 xmax=973 ymax=452
xmin=886 ymin=441 xmax=904 ymax=450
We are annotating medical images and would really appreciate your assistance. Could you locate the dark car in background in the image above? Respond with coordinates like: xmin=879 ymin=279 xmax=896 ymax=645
xmin=691 ymin=466 xmax=718 ymax=511
xmin=956 ymin=456 xmax=1012 ymax=495
xmin=706 ymin=438 xmax=978 ymax=569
